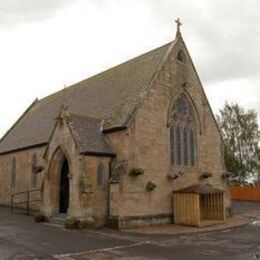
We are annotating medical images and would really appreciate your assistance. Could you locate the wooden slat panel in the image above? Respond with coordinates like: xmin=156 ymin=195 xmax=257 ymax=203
xmin=173 ymin=193 xmax=200 ymax=227
xmin=173 ymin=191 xmax=227 ymax=226
xmin=230 ymin=186 xmax=260 ymax=201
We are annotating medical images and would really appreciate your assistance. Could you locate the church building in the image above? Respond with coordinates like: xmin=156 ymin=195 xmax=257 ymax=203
xmin=0 ymin=23 xmax=230 ymax=229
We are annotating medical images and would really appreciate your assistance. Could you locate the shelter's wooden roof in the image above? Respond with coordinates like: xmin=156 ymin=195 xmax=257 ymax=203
xmin=173 ymin=184 xmax=224 ymax=194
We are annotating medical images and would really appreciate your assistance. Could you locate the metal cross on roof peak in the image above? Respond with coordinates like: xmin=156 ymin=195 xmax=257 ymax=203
xmin=175 ymin=18 xmax=182 ymax=32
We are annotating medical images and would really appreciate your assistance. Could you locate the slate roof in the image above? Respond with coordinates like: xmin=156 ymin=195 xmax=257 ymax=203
xmin=0 ymin=41 xmax=173 ymax=154
xmin=67 ymin=114 xmax=114 ymax=156
xmin=173 ymin=184 xmax=224 ymax=194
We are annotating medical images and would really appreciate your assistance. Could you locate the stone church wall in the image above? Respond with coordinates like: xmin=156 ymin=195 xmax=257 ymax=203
xmin=83 ymin=156 xmax=110 ymax=227
xmin=0 ymin=146 xmax=45 ymax=210
xmin=0 ymin=38 xmax=230 ymax=229
xmin=106 ymin=39 xmax=230 ymax=229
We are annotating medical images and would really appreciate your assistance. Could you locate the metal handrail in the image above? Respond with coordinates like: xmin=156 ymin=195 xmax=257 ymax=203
xmin=10 ymin=189 xmax=41 ymax=215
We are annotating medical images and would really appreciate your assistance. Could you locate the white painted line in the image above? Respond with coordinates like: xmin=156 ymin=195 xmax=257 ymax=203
xmin=251 ymin=220 xmax=260 ymax=226
xmin=53 ymin=241 xmax=150 ymax=258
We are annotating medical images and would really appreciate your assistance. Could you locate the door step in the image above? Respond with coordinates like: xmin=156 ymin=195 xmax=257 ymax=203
xmin=51 ymin=213 xmax=67 ymax=225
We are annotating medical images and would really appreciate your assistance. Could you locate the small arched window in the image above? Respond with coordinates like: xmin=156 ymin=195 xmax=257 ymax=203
xmin=177 ymin=50 xmax=185 ymax=62
xmin=97 ymin=162 xmax=106 ymax=191
xmin=10 ymin=157 xmax=16 ymax=188
xmin=31 ymin=154 xmax=37 ymax=188
xmin=170 ymin=95 xmax=196 ymax=167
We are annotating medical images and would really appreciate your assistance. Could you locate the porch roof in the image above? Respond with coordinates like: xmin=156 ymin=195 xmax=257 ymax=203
xmin=67 ymin=113 xmax=115 ymax=157
xmin=173 ymin=184 xmax=224 ymax=195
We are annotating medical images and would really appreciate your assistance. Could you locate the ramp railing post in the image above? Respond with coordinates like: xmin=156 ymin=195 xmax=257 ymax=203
xmin=26 ymin=191 xmax=30 ymax=215
xmin=11 ymin=194 xmax=13 ymax=214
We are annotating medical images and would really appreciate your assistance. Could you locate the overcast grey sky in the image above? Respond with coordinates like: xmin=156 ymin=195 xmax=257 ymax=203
xmin=0 ymin=0 xmax=259 ymax=137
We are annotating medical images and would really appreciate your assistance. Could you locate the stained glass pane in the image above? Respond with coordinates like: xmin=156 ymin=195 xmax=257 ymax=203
xmin=183 ymin=128 xmax=188 ymax=166
xmin=190 ymin=130 xmax=195 ymax=166
xmin=31 ymin=154 xmax=37 ymax=188
xmin=170 ymin=128 xmax=175 ymax=164
xmin=10 ymin=157 xmax=16 ymax=188
xmin=176 ymin=97 xmax=188 ymax=117
xmin=170 ymin=95 xmax=196 ymax=167
xmin=176 ymin=127 xmax=182 ymax=165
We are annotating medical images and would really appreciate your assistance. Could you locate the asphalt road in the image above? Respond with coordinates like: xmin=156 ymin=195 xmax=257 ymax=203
xmin=0 ymin=202 xmax=259 ymax=260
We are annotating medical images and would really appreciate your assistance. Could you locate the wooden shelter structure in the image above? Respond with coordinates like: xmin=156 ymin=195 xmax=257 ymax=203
xmin=173 ymin=184 xmax=225 ymax=227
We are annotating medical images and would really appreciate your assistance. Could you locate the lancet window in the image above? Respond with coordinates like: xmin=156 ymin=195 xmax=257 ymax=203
xmin=170 ymin=95 xmax=196 ymax=167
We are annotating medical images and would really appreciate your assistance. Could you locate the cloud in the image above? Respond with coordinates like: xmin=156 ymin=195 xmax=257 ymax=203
xmin=191 ymin=0 xmax=260 ymax=83
xmin=0 ymin=0 xmax=260 ymax=136
xmin=145 ymin=0 xmax=260 ymax=83
xmin=0 ymin=0 xmax=78 ymax=28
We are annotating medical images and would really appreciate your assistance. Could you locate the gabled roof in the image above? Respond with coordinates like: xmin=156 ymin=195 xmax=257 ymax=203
xmin=173 ymin=184 xmax=224 ymax=194
xmin=0 ymin=41 xmax=173 ymax=154
xmin=67 ymin=114 xmax=114 ymax=156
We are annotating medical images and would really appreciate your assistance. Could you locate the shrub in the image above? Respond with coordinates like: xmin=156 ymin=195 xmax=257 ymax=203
xmin=64 ymin=217 xmax=80 ymax=229
xmin=146 ymin=181 xmax=157 ymax=192
xmin=79 ymin=220 xmax=90 ymax=229
xmin=129 ymin=168 xmax=144 ymax=176
xmin=34 ymin=212 xmax=48 ymax=223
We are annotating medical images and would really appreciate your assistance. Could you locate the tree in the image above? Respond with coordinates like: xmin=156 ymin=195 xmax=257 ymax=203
xmin=217 ymin=102 xmax=260 ymax=184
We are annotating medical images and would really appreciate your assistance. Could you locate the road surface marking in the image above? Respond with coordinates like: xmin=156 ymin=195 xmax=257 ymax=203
xmin=53 ymin=241 xmax=150 ymax=258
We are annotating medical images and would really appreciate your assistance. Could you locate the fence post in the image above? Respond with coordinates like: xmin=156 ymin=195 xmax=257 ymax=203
xmin=26 ymin=192 xmax=30 ymax=216
xmin=11 ymin=194 xmax=13 ymax=214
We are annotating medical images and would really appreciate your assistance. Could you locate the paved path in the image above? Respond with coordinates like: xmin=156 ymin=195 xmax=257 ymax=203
xmin=232 ymin=200 xmax=260 ymax=216
xmin=0 ymin=202 xmax=259 ymax=259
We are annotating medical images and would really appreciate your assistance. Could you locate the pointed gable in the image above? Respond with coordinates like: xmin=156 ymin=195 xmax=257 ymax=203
xmin=67 ymin=114 xmax=114 ymax=156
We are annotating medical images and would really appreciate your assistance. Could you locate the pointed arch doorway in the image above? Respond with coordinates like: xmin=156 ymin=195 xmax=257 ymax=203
xmin=59 ymin=158 xmax=70 ymax=214
xmin=42 ymin=146 xmax=72 ymax=217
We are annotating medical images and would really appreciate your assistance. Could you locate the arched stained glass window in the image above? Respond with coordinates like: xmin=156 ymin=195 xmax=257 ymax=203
xmin=10 ymin=157 xmax=16 ymax=188
xmin=170 ymin=95 xmax=196 ymax=167
xmin=97 ymin=162 xmax=106 ymax=191
xmin=170 ymin=128 xmax=175 ymax=165
xmin=176 ymin=126 xmax=182 ymax=166
xmin=190 ymin=130 xmax=195 ymax=167
xmin=31 ymin=154 xmax=37 ymax=188
xmin=183 ymin=128 xmax=188 ymax=166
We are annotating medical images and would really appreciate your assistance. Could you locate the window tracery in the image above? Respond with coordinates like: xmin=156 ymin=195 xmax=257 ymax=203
xmin=170 ymin=95 xmax=196 ymax=167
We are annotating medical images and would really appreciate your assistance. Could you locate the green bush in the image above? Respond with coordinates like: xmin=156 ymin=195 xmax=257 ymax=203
xmin=64 ymin=217 xmax=80 ymax=229
xmin=146 ymin=181 xmax=157 ymax=192
xmin=34 ymin=212 xmax=48 ymax=223
xmin=129 ymin=168 xmax=144 ymax=176
xmin=79 ymin=220 xmax=90 ymax=229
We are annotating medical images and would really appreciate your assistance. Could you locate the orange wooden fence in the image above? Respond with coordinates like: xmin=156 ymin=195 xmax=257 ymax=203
xmin=230 ymin=186 xmax=260 ymax=201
